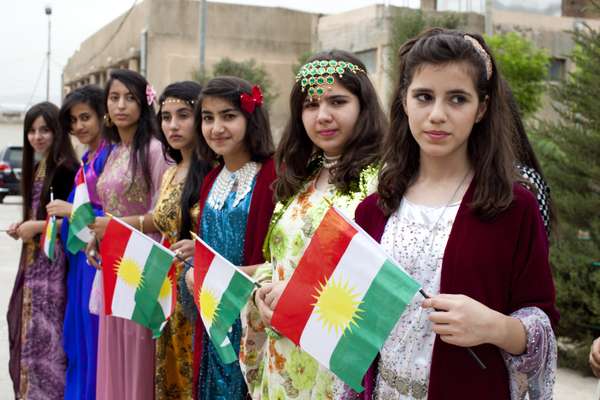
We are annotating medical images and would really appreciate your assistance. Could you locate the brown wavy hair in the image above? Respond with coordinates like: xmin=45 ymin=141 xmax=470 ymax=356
xmin=274 ymin=49 xmax=387 ymax=202
xmin=378 ymin=28 xmax=517 ymax=218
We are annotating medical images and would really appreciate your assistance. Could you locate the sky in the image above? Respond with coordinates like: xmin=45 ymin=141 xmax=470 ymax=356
xmin=0 ymin=0 xmax=559 ymax=110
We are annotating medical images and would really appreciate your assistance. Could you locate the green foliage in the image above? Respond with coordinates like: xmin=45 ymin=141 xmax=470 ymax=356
xmin=292 ymin=51 xmax=313 ymax=76
xmin=387 ymin=10 xmax=465 ymax=83
xmin=192 ymin=58 xmax=277 ymax=109
xmin=486 ymin=32 xmax=550 ymax=117
xmin=533 ymin=19 xmax=600 ymax=373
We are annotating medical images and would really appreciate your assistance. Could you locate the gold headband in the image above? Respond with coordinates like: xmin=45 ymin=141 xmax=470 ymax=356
xmin=464 ymin=35 xmax=493 ymax=80
xmin=160 ymin=98 xmax=196 ymax=107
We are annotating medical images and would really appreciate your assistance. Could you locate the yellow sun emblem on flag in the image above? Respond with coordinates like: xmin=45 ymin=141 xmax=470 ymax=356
xmin=115 ymin=257 xmax=143 ymax=288
xmin=198 ymin=287 xmax=219 ymax=324
xmin=158 ymin=275 xmax=173 ymax=299
xmin=312 ymin=278 xmax=362 ymax=335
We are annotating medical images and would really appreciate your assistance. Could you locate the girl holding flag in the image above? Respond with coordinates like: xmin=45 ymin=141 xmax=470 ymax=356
xmin=85 ymin=69 xmax=170 ymax=400
xmin=6 ymin=102 xmax=79 ymax=399
xmin=247 ymin=50 xmax=387 ymax=399
xmin=355 ymin=29 xmax=559 ymax=399
xmin=44 ymin=85 xmax=112 ymax=400
xmin=182 ymin=76 xmax=276 ymax=400
xmin=151 ymin=81 xmax=211 ymax=399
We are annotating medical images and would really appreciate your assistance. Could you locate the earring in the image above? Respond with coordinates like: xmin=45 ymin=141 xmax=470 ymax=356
xmin=103 ymin=114 xmax=113 ymax=128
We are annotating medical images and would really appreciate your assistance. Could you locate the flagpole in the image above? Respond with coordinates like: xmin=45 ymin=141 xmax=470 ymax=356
xmin=50 ymin=187 xmax=55 ymax=223
xmin=419 ymin=289 xmax=487 ymax=370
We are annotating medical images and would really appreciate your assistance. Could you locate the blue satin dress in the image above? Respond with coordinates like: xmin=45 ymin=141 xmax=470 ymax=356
xmin=197 ymin=178 xmax=256 ymax=400
xmin=61 ymin=144 xmax=111 ymax=400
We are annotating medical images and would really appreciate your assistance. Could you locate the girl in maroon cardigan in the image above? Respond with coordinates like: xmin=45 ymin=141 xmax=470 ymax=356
xmin=354 ymin=29 xmax=559 ymax=399
xmin=180 ymin=76 xmax=276 ymax=400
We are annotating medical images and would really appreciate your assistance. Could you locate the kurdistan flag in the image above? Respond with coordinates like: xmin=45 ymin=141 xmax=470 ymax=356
xmin=40 ymin=215 xmax=57 ymax=261
xmin=154 ymin=236 xmax=178 ymax=332
xmin=67 ymin=168 xmax=96 ymax=254
xmin=193 ymin=236 xmax=255 ymax=364
xmin=271 ymin=207 xmax=421 ymax=392
xmin=100 ymin=216 xmax=175 ymax=336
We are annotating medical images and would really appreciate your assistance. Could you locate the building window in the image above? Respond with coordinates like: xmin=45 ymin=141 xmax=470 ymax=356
xmin=548 ymin=58 xmax=566 ymax=81
xmin=355 ymin=49 xmax=377 ymax=74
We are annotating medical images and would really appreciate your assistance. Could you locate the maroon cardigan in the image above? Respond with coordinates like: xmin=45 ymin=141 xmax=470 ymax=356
xmin=192 ymin=158 xmax=277 ymax=399
xmin=354 ymin=180 xmax=559 ymax=400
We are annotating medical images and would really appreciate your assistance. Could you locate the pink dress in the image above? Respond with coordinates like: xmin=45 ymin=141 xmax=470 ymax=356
xmin=95 ymin=140 xmax=170 ymax=400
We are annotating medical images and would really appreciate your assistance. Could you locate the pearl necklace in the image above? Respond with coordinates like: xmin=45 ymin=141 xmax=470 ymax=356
xmin=207 ymin=161 xmax=260 ymax=210
xmin=322 ymin=154 xmax=341 ymax=169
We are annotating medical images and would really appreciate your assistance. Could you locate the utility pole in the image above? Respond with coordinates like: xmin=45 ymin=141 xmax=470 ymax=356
xmin=485 ymin=0 xmax=493 ymax=36
xmin=45 ymin=5 xmax=52 ymax=101
xmin=199 ymin=0 xmax=207 ymax=78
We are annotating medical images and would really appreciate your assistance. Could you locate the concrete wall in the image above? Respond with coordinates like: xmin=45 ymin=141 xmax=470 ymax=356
xmin=63 ymin=0 xmax=316 ymax=134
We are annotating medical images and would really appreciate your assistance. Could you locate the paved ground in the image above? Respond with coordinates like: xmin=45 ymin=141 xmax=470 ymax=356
xmin=0 ymin=195 xmax=598 ymax=399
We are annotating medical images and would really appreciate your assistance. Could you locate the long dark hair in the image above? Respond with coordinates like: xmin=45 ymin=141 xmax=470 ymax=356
xmin=59 ymin=85 xmax=106 ymax=138
xmin=195 ymin=76 xmax=274 ymax=164
xmin=274 ymin=49 xmax=387 ymax=202
xmin=379 ymin=28 xmax=517 ymax=218
xmin=22 ymin=102 xmax=79 ymax=220
xmin=505 ymin=80 xmax=557 ymax=230
xmin=103 ymin=69 xmax=160 ymax=192
xmin=157 ymin=81 xmax=211 ymax=240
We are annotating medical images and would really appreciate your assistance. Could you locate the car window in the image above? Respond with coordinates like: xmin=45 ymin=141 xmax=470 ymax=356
xmin=7 ymin=147 xmax=22 ymax=168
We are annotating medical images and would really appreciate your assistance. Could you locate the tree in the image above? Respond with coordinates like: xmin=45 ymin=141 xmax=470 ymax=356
xmin=486 ymin=32 xmax=550 ymax=117
xmin=193 ymin=58 xmax=277 ymax=109
xmin=387 ymin=9 xmax=464 ymax=84
xmin=533 ymin=17 xmax=600 ymax=373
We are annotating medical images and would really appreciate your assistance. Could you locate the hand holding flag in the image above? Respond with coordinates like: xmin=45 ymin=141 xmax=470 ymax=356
xmin=270 ymin=207 xmax=421 ymax=392
xmin=191 ymin=232 xmax=256 ymax=364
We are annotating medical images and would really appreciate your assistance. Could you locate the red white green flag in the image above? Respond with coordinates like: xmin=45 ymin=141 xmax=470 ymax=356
xmin=40 ymin=215 xmax=57 ymax=261
xmin=193 ymin=235 xmax=255 ymax=364
xmin=271 ymin=207 xmax=421 ymax=392
xmin=67 ymin=168 xmax=96 ymax=254
xmin=100 ymin=216 xmax=176 ymax=337
xmin=155 ymin=236 xmax=178 ymax=332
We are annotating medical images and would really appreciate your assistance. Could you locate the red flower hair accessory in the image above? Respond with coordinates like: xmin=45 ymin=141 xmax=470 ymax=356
xmin=240 ymin=85 xmax=263 ymax=114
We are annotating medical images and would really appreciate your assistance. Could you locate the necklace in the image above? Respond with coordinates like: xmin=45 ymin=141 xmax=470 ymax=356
xmin=322 ymin=153 xmax=341 ymax=169
xmin=407 ymin=170 xmax=471 ymax=268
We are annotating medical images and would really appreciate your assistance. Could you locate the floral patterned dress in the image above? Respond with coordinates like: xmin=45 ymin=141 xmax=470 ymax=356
xmin=152 ymin=166 xmax=196 ymax=399
xmin=243 ymin=165 xmax=377 ymax=400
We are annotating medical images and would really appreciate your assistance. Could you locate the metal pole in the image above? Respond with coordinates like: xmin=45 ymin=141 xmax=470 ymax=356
xmin=485 ymin=0 xmax=493 ymax=36
xmin=199 ymin=0 xmax=207 ymax=77
xmin=45 ymin=6 xmax=52 ymax=101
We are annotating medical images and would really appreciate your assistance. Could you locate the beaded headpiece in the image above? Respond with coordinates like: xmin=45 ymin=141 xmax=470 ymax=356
xmin=160 ymin=98 xmax=196 ymax=107
xmin=296 ymin=59 xmax=365 ymax=98
xmin=463 ymin=35 xmax=493 ymax=80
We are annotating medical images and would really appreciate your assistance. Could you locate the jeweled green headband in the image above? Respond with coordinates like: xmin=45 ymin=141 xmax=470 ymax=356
xmin=295 ymin=59 xmax=365 ymax=98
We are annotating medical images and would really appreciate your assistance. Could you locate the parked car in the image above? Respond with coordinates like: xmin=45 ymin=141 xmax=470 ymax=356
xmin=0 ymin=145 xmax=23 ymax=203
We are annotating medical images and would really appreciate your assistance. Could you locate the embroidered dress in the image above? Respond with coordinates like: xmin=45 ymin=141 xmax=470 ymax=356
xmin=196 ymin=162 xmax=259 ymax=399
xmin=247 ymin=166 xmax=377 ymax=400
xmin=95 ymin=140 xmax=170 ymax=400
xmin=7 ymin=165 xmax=68 ymax=399
xmin=374 ymin=199 xmax=556 ymax=400
xmin=152 ymin=166 xmax=196 ymax=400
xmin=62 ymin=142 xmax=111 ymax=400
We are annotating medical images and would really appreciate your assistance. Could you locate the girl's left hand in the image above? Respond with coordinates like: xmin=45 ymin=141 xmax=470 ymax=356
xmin=422 ymin=293 xmax=499 ymax=348
xmin=89 ymin=216 xmax=109 ymax=239
xmin=171 ymin=239 xmax=194 ymax=261
xmin=16 ymin=220 xmax=40 ymax=241
xmin=46 ymin=199 xmax=73 ymax=218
